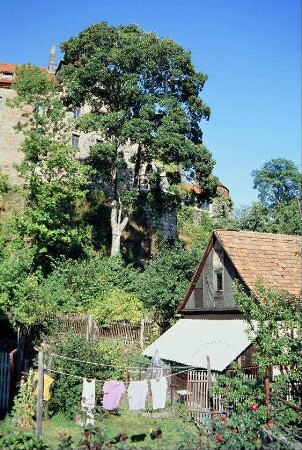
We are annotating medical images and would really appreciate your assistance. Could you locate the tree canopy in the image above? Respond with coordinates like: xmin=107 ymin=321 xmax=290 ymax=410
xmin=236 ymin=158 xmax=301 ymax=235
xmin=59 ymin=22 xmax=217 ymax=254
xmin=252 ymin=158 xmax=301 ymax=207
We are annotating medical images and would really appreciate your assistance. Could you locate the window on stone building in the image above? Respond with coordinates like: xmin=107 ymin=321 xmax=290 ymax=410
xmin=71 ymin=134 xmax=80 ymax=148
xmin=73 ymin=106 xmax=81 ymax=119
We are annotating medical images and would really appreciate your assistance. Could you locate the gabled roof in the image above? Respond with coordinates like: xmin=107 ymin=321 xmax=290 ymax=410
xmin=177 ymin=230 xmax=301 ymax=312
xmin=143 ymin=319 xmax=252 ymax=371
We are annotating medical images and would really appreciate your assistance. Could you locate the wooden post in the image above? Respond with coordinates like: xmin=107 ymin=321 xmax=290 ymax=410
xmin=125 ymin=350 xmax=129 ymax=389
xmin=186 ymin=370 xmax=190 ymax=415
xmin=86 ymin=315 xmax=92 ymax=341
xmin=264 ymin=376 xmax=274 ymax=428
xmin=36 ymin=351 xmax=44 ymax=437
xmin=140 ymin=318 xmax=145 ymax=349
xmin=206 ymin=355 xmax=214 ymax=412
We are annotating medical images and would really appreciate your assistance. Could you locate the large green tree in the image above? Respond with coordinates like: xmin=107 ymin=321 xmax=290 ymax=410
xmin=237 ymin=158 xmax=301 ymax=234
xmin=252 ymin=158 xmax=301 ymax=207
xmin=59 ymin=22 xmax=217 ymax=254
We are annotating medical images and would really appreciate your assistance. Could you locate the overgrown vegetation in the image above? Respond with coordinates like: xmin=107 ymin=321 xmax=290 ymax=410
xmin=212 ymin=284 xmax=302 ymax=449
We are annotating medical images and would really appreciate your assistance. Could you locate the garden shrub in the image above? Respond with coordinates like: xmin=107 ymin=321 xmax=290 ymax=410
xmin=92 ymin=288 xmax=144 ymax=327
xmin=0 ymin=431 xmax=48 ymax=450
xmin=11 ymin=370 xmax=36 ymax=431
xmin=46 ymin=333 xmax=126 ymax=419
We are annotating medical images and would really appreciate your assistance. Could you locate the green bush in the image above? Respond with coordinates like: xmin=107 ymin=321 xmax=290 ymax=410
xmin=0 ymin=431 xmax=48 ymax=450
xmin=92 ymin=288 xmax=144 ymax=327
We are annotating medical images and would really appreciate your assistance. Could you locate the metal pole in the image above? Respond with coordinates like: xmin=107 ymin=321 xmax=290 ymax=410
xmin=36 ymin=351 xmax=44 ymax=437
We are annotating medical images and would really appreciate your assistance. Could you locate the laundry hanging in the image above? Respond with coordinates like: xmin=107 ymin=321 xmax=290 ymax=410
xmin=33 ymin=372 xmax=54 ymax=401
xmin=128 ymin=380 xmax=148 ymax=411
xmin=81 ymin=378 xmax=95 ymax=426
xmin=150 ymin=377 xmax=168 ymax=410
xmin=102 ymin=380 xmax=126 ymax=410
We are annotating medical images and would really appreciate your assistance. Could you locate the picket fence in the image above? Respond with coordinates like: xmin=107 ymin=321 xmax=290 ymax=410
xmin=186 ymin=370 xmax=223 ymax=421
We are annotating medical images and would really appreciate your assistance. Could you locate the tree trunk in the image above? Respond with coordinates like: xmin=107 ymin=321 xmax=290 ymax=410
xmin=110 ymin=199 xmax=128 ymax=255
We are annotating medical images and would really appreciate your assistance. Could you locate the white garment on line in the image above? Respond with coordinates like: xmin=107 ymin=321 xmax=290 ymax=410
xmin=150 ymin=377 xmax=168 ymax=410
xmin=81 ymin=378 xmax=95 ymax=426
xmin=128 ymin=380 xmax=148 ymax=411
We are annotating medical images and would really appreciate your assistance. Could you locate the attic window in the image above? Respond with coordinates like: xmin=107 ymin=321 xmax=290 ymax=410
xmin=213 ymin=248 xmax=224 ymax=298
xmin=216 ymin=272 xmax=223 ymax=291
xmin=1 ymin=72 xmax=14 ymax=79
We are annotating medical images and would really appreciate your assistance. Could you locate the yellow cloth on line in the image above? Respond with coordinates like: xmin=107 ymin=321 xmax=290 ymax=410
xmin=34 ymin=372 xmax=54 ymax=401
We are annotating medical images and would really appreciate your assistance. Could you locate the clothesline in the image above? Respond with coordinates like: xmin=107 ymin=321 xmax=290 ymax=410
xmin=50 ymin=352 xmax=143 ymax=369
xmin=41 ymin=365 xmax=194 ymax=384
xmin=49 ymin=352 xmax=193 ymax=371
xmin=48 ymin=368 xmax=105 ymax=383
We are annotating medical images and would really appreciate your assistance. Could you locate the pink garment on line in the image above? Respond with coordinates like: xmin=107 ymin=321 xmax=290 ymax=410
xmin=102 ymin=380 xmax=126 ymax=410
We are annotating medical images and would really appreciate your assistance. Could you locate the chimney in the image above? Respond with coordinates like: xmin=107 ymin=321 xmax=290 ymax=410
xmin=48 ymin=45 xmax=56 ymax=74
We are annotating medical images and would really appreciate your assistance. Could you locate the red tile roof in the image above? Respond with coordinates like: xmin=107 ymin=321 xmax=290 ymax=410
xmin=182 ymin=182 xmax=204 ymax=195
xmin=215 ymin=230 xmax=301 ymax=298
xmin=0 ymin=63 xmax=17 ymax=72
xmin=181 ymin=182 xmax=230 ymax=198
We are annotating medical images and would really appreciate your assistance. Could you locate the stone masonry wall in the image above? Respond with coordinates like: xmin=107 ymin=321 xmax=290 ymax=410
xmin=0 ymin=88 xmax=24 ymax=185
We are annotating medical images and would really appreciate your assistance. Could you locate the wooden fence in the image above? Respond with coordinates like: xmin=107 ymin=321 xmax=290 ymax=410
xmin=186 ymin=370 xmax=223 ymax=421
xmin=0 ymin=352 xmax=11 ymax=412
xmin=54 ymin=313 xmax=100 ymax=339
xmin=50 ymin=314 xmax=155 ymax=348
xmin=99 ymin=320 xmax=155 ymax=348
xmin=225 ymin=365 xmax=259 ymax=379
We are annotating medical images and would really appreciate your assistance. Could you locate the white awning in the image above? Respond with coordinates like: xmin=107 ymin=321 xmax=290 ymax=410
xmin=143 ymin=319 xmax=252 ymax=372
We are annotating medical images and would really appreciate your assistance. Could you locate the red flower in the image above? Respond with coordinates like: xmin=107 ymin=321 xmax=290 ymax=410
xmin=220 ymin=415 xmax=227 ymax=423
xmin=215 ymin=434 xmax=223 ymax=442
xmin=231 ymin=428 xmax=237 ymax=434
xmin=250 ymin=403 xmax=258 ymax=411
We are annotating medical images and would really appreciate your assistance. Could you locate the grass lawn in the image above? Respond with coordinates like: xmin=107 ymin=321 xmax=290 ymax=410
xmin=42 ymin=403 xmax=208 ymax=449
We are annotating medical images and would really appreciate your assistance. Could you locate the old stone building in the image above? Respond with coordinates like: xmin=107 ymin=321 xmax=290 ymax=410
xmin=0 ymin=46 xmax=59 ymax=185
xmin=0 ymin=63 xmax=26 ymax=185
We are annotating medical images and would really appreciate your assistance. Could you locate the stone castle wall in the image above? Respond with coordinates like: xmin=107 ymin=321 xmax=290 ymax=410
xmin=0 ymin=88 xmax=24 ymax=184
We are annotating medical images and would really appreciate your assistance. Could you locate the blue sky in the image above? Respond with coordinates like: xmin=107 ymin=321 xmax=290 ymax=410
xmin=0 ymin=0 xmax=300 ymax=207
